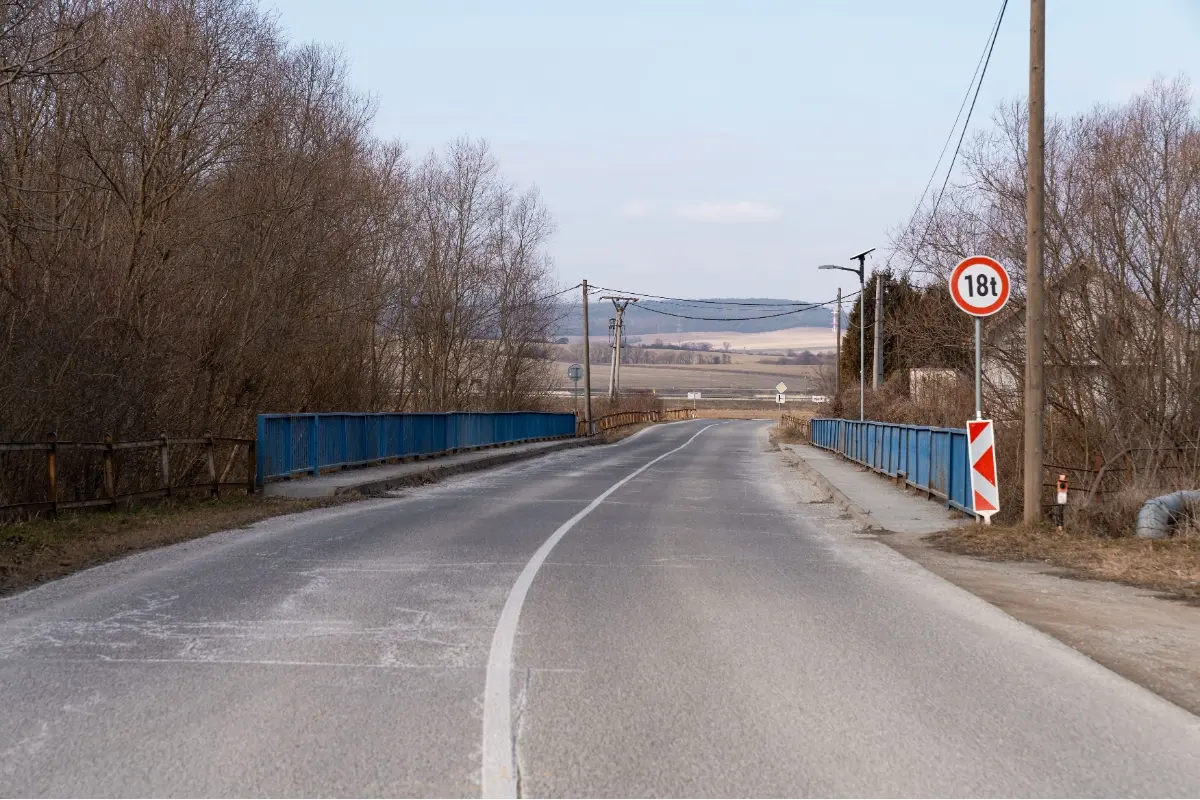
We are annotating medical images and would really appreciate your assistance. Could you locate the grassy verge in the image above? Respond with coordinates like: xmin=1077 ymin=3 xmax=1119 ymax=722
xmin=928 ymin=523 xmax=1200 ymax=605
xmin=0 ymin=494 xmax=348 ymax=596
xmin=771 ymin=420 xmax=812 ymax=445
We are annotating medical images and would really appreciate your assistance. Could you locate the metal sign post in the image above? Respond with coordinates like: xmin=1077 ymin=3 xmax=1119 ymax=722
xmin=949 ymin=255 xmax=1011 ymax=420
xmin=950 ymin=256 xmax=1012 ymax=525
xmin=975 ymin=318 xmax=982 ymax=420
xmin=567 ymin=363 xmax=583 ymax=414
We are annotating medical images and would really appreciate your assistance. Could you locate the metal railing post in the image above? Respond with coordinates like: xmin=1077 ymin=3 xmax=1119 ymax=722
xmin=102 ymin=433 xmax=115 ymax=506
xmin=206 ymin=432 xmax=218 ymax=498
xmin=159 ymin=433 xmax=171 ymax=499
xmin=310 ymin=415 xmax=320 ymax=477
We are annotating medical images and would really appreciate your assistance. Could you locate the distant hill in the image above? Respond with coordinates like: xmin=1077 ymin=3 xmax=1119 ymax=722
xmin=554 ymin=298 xmax=837 ymax=337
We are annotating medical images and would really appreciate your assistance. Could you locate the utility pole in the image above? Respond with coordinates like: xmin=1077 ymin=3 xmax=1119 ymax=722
xmin=835 ymin=288 xmax=842 ymax=399
xmin=818 ymin=248 xmax=872 ymax=421
xmin=872 ymin=273 xmax=884 ymax=389
xmin=607 ymin=317 xmax=617 ymax=399
xmin=601 ymin=296 xmax=638 ymax=400
xmin=855 ymin=252 xmax=868 ymax=420
xmin=614 ymin=310 xmax=625 ymax=397
xmin=581 ymin=280 xmax=593 ymax=435
xmin=1023 ymin=0 xmax=1046 ymax=524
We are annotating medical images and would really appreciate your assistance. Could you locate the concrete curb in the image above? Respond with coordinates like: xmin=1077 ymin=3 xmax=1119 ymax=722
xmin=781 ymin=443 xmax=880 ymax=530
xmin=332 ymin=438 xmax=597 ymax=496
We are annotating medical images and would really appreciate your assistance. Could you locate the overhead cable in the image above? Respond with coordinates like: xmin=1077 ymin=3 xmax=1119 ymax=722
xmin=894 ymin=0 xmax=1009 ymax=276
xmin=626 ymin=291 xmax=859 ymax=322
xmin=589 ymin=286 xmax=829 ymax=307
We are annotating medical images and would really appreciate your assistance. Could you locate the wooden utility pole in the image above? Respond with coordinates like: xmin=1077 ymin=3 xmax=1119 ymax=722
xmin=872 ymin=274 xmax=884 ymax=389
xmin=581 ymin=280 xmax=593 ymax=435
xmin=835 ymin=288 xmax=842 ymax=399
xmin=1023 ymin=0 xmax=1046 ymax=523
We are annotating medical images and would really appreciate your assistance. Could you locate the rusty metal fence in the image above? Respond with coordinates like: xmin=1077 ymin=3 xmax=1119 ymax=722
xmin=576 ymin=408 xmax=697 ymax=436
xmin=0 ymin=433 xmax=256 ymax=517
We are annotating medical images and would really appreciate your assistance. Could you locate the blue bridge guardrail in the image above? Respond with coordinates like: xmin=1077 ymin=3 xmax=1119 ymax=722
xmin=810 ymin=418 xmax=977 ymax=517
xmin=256 ymin=411 xmax=578 ymax=486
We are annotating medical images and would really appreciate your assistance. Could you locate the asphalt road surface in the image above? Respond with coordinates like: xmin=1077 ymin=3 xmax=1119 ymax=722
xmin=3 ymin=420 xmax=1200 ymax=797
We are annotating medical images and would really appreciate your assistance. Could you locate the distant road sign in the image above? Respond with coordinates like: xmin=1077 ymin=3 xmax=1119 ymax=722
xmin=776 ymin=393 xmax=786 ymax=404
xmin=812 ymin=395 xmax=828 ymax=404
xmin=949 ymin=256 xmax=1011 ymax=317
xmin=775 ymin=382 xmax=788 ymax=394
xmin=567 ymin=363 xmax=583 ymax=381
xmin=686 ymin=391 xmax=702 ymax=400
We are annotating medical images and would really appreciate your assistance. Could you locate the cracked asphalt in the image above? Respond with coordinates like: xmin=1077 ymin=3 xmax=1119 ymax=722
xmin=2 ymin=420 xmax=1200 ymax=797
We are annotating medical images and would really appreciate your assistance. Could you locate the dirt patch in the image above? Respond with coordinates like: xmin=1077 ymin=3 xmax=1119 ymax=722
xmin=928 ymin=523 xmax=1200 ymax=605
xmin=0 ymin=494 xmax=349 ymax=596
xmin=884 ymin=528 xmax=1200 ymax=717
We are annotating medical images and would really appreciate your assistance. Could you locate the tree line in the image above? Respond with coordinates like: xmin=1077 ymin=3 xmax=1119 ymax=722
xmin=0 ymin=0 xmax=561 ymax=450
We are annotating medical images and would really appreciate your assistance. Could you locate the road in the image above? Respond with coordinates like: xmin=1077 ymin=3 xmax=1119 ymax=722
xmin=2 ymin=420 xmax=1200 ymax=797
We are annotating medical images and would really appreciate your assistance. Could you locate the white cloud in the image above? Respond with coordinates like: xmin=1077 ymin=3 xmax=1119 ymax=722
xmin=676 ymin=201 xmax=782 ymax=223
xmin=615 ymin=201 xmax=655 ymax=218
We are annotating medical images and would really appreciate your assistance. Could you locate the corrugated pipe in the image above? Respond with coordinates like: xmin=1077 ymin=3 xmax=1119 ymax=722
xmin=1135 ymin=490 xmax=1200 ymax=539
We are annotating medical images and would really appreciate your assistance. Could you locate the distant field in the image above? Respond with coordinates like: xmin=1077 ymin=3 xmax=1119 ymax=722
xmin=552 ymin=361 xmax=827 ymax=392
xmin=561 ymin=326 xmax=836 ymax=354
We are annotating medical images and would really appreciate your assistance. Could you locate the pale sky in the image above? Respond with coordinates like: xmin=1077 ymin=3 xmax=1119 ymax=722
xmin=268 ymin=0 xmax=1200 ymax=302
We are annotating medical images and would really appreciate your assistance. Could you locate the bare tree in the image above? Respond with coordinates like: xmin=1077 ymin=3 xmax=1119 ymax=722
xmin=0 ymin=0 xmax=564 ymax=505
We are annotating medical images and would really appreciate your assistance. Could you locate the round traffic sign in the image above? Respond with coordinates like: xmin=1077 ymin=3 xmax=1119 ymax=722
xmin=949 ymin=256 xmax=1010 ymax=317
xmin=567 ymin=363 xmax=583 ymax=381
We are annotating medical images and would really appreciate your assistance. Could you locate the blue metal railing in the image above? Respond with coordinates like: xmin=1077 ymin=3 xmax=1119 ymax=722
xmin=256 ymin=412 xmax=578 ymax=485
xmin=810 ymin=418 xmax=977 ymax=517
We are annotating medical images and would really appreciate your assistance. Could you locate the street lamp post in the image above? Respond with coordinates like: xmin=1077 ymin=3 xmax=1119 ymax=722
xmin=819 ymin=248 xmax=874 ymax=421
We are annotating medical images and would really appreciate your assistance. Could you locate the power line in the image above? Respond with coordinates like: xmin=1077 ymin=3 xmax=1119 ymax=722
xmin=894 ymin=0 xmax=1009 ymax=277
xmin=626 ymin=291 xmax=859 ymax=322
xmin=589 ymin=286 xmax=828 ymax=307
xmin=883 ymin=0 xmax=1003 ymax=273
xmin=472 ymin=282 xmax=583 ymax=327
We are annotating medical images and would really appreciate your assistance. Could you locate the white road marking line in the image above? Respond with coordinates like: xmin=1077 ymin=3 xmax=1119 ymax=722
xmin=480 ymin=423 xmax=718 ymax=798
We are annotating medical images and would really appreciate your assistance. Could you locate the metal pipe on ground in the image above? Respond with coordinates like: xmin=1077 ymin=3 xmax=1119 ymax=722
xmin=1135 ymin=490 xmax=1200 ymax=539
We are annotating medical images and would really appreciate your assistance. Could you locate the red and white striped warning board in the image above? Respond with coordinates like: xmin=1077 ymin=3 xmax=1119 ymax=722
xmin=967 ymin=419 xmax=999 ymax=522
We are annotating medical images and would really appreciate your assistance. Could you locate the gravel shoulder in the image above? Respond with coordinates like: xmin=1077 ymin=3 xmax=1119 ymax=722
xmin=775 ymin=439 xmax=1200 ymax=718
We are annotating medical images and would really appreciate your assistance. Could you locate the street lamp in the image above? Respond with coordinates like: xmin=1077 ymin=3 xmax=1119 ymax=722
xmin=819 ymin=247 xmax=874 ymax=421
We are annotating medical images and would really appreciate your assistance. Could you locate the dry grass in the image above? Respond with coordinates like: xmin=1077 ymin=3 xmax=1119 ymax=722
xmin=0 ymin=494 xmax=348 ymax=596
xmin=696 ymin=409 xmax=783 ymax=420
xmin=929 ymin=522 xmax=1200 ymax=604
xmin=636 ymin=327 xmax=836 ymax=352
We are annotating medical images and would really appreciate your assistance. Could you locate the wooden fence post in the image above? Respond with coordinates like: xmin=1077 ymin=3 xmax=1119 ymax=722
xmin=159 ymin=433 xmax=171 ymax=499
xmin=246 ymin=439 xmax=257 ymax=495
xmin=102 ymin=433 xmax=115 ymax=506
xmin=205 ymin=432 xmax=218 ymax=499
xmin=45 ymin=431 xmax=57 ymax=518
